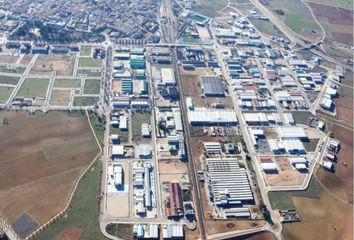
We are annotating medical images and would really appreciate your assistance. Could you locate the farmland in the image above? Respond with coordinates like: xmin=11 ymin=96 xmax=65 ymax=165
xmin=0 ymin=66 xmax=26 ymax=74
xmin=16 ymin=78 xmax=50 ymax=98
xmin=0 ymin=111 xmax=99 ymax=238
xmin=282 ymin=177 xmax=353 ymax=240
xmin=80 ymin=46 xmax=93 ymax=56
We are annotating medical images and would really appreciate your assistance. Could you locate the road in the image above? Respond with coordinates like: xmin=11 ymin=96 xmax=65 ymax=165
xmin=172 ymin=48 xmax=207 ymax=240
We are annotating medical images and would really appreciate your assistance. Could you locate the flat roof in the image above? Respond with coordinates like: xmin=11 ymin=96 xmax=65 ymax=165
xmin=201 ymin=75 xmax=224 ymax=96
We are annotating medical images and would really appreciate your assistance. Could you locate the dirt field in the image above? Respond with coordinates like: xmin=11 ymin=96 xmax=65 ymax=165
xmin=0 ymin=111 xmax=99 ymax=226
xmin=205 ymin=219 xmax=267 ymax=236
xmin=112 ymin=80 xmax=122 ymax=92
xmin=19 ymin=54 xmax=34 ymax=66
xmin=331 ymin=124 xmax=353 ymax=191
xmin=263 ymin=157 xmax=306 ymax=187
xmin=230 ymin=231 xmax=277 ymax=240
xmin=308 ymin=2 xmax=353 ymax=45
xmin=0 ymin=54 xmax=20 ymax=64
xmin=29 ymin=54 xmax=76 ymax=76
xmin=158 ymin=159 xmax=188 ymax=174
xmin=335 ymin=92 xmax=353 ymax=124
xmin=56 ymin=227 xmax=85 ymax=240
xmin=282 ymin=180 xmax=353 ymax=240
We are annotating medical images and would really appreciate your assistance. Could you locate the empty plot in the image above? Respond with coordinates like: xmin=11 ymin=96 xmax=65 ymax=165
xmin=80 ymin=46 xmax=93 ymax=56
xmin=0 ymin=54 xmax=20 ymax=64
xmin=30 ymin=54 xmax=75 ymax=76
xmin=83 ymin=79 xmax=101 ymax=94
xmin=0 ymin=111 xmax=99 ymax=228
xmin=73 ymin=96 xmax=98 ymax=106
xmin=16 ymin=78 xmax=50 ymax=98
xmin=0 ymin=66 xmax=26 ymax=74
xmin=78 ymin=58 xmax=102 ymax=68
xmin=0 ymin=75 xmax=21 ymax=85
xmin=50 ymin=90 xmax=72 ymax=106
xmin=54 ymin=78 xmax=81 ymax=88
xmin=0 ymin=86 xmax=15 ymax=103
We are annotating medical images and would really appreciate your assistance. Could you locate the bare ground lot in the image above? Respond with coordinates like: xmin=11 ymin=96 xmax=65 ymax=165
xmin=49 ymin=90 xmax=72 ymax=106
xmin=335 ymin=89 xmax=353 ymax=124
xmin=0 ymin=54 xmax=20 ymax=64
xmin=282 ymin=179 xmax=353 ymax=240
xmin=330 ymin=124 xmax=353 ymax=194
xmin=29 ymin=54 xmax=76 ymax=76
xmin=262 ymin=157 xmax=306 ymax=187
xmin=158 ymin=159 xmax=188 ymax=174
xmin=0 ymin=111 xmax=99 ymax=226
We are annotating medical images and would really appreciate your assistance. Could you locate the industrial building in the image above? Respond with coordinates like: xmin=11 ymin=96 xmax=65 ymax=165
xmin=203 ymin=142 xmax=222 ymax=155
xmin=200 ymin=76 xmax=225 ymax=96
xmin=134 ymin=224 xmax=159 ymax=239
xmin=206 ymin=158 xmax=254 ymax=207
xmin=133 ymin=161 xmax=154 ymax=214
xmin=162 ymin=224 xmax=184 ymax=239
xmin=187 ymin=107 xmax=238 ymax=126
xmin=160 ymin=68 xmax=176 ymax=86
xmin=277 ymin=126 xmax=308 ymax=139
xmin=165 ymin=182 xmax=184 ymax=218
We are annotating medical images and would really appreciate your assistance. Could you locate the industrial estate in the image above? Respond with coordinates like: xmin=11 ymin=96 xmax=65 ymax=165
xmin=0 ymin=0 xmax=352 ymax=240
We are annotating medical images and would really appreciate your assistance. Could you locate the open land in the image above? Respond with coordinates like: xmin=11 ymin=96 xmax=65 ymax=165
xmin=78 ymin=58 xmax=102 ymax=68
xmin=0 ymin=111 xmax=99 ymax=232
xmin=35 ymin=161 xmax=106 ymax=240
xmin=54 ymin=78 xmax=82 ymax=89
xmin=0 ymin=86 xmax=15 ymax=103
xmin=73 ymin=96 xmax=99 ymax=106
xmin=29 ymin=54 xmax=76 ymax=76
xmin=16 ymin=78 xmax=50 ymax=98
xmin=49 ymin=90 xmax=72 ymax=106
xmin=83 ymin=79 xmax=101 ymax=94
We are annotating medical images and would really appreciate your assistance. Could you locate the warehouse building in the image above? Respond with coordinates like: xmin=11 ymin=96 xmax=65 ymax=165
xmin=201 ymin=76 xmax=225 ymax=96
xmin=166 ymin=183 xmax=184 ymax=218
xmin=188 ymin=107 xmax=238 ymax=126
xmin=134 ymin=224 xmax=159 ymax=239
xmin=162 ymin=224 xmax=184 ymax=239
xmin=160 ymin=68 xmax=176 ymax=86
xmin=206 ymin=158 xmax=254 ymax=207
xmin=278 ymin=126 xmax=308 ymax=140
xmin=203 ymin=142 xmax=222 ymax=154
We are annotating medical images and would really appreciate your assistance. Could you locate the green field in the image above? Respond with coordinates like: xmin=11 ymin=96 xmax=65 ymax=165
xmin=191 ymin=0 xmax=227 ymax=17
xmin=249 ymin=18 xmax=288 ymax=39
xmin=35 ymin=161 xmax=106 ymax=240
xmin=0 ymin=66 xmax=26 ymax=74
xmin=0 ymin=75 xmax=21 ymax=85
xmin=88 ymin=111 xmax=105 ymax=145
xmin=131 ymin=111 xmax=151 ymax=142
xmin=77 ymin=69 xmax=102 ymax=77
xmin=303 ymin=139 xmax=320 ymax=152
xmin=268 ymin=177 xmax=320 ymax=210
xmin=267 ymin=0 xmax=321 ymax=34
xmin=106 ymin=224 xmax=133 ymax=240
xmin=78 ymin=58 xmax=102 ymax=68
xmin=84 ymin=79 xmax=101 ymax=94
xmin=284 ymin=14 xmax=321 ymax=33
xmin=73 ymin=96 xmax=98 ymax=106
xmin=54 ymin=78 xmax=81 ymax=88
xmin=289 ymin=111 xmax=316 ymax=125
xmin=0 ymin=86 xmax=14 ymax=103
xmin=16 ymin=78 xmax=50 ymax=98
xmin=80 ymin=46 xmax=93 ymax=56
xmin=110 ymin=126 xmax=129 ymax=143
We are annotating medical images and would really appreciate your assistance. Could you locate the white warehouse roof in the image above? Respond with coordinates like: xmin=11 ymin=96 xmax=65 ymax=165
xmin=278 ymin=126 xmax=307 ymax=139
